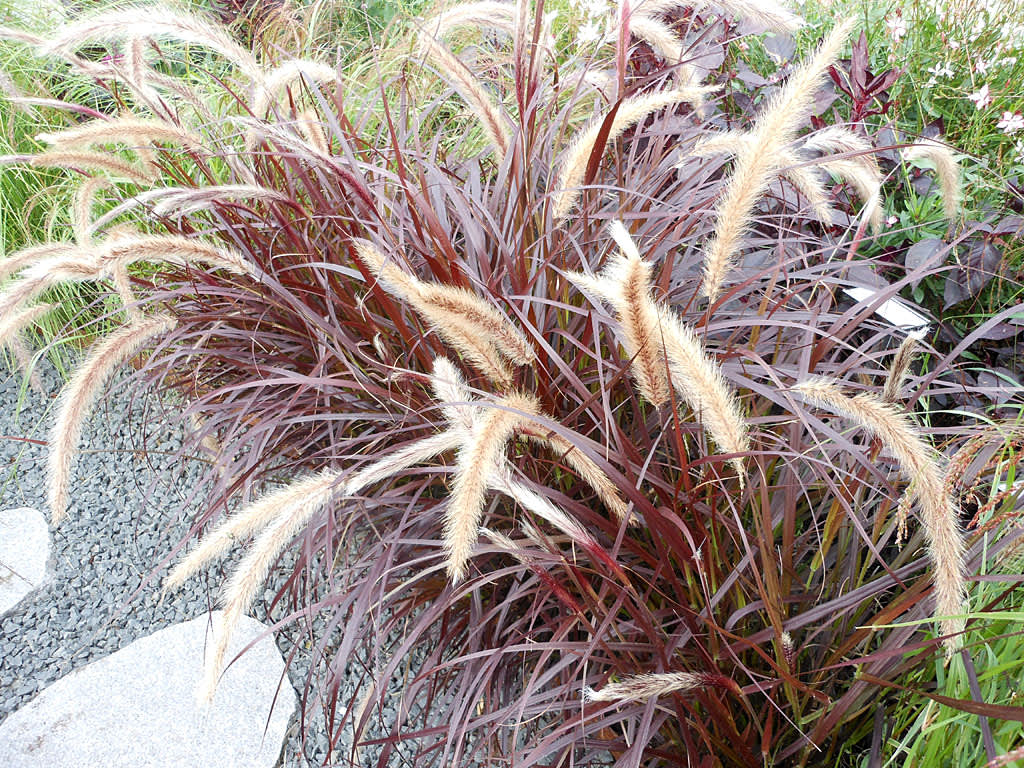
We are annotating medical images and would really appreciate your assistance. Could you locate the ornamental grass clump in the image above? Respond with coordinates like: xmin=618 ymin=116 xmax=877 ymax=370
xmin=3 ymin=1 xmax=1024 ymax=765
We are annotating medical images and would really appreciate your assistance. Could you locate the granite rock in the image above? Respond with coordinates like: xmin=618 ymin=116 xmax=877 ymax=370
xmin=0 ymin=507 xmax=52 ymax=617
xmin=0 ymin=612 xmax=296 ymax=768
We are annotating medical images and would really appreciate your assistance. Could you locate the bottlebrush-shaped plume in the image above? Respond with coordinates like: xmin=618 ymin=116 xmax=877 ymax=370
xmin=658 ymin=308 xmax=749 ymax=486
xmin=792 ymin=377 xmax=966 ymax=653
xmin=689 ymin=134 xmax=834 ymax=221
xmin=30 ymin=150 xmax=157 ymax=185
xmin=567 ymin=221 xmax=671 ymax=406
xmin=72 ymin=177 xmax=110 ymax=246
xmin=416 ymin=32 xmax=511 ymax=156
xmin=552 ymin=85 xmax=719 ymax=220
xmin=354 ymin=240 xmax=534 ymax=387
xmin=252 ymin=60 xmax=338 ymax=116
xmin=568 ymin=222 xmax=749 ymax=486
xmin=445 ymin=393 xmax=540 ymax=580
xmin=585 ymin=671 xmax=738 ymax=702
xmin=36 ymin=116 xmax=202 ymax=152
xmin=902 ymin=138 xmax=961 ymax=221
xmin=422 ymin=1 xmax=516 ymax=39
xmin=48 ymin=315 xmax=177 ymax=522
xmin=42 ymin=5 xmax=261 ymax=81
xmin=883 ymin=335 xmax=918 ymax=403
xmin=700 ymin=18 xmax=854 ymax=301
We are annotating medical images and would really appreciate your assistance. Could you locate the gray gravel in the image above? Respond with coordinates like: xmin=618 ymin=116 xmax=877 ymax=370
xmin=0 ymin=359 xmax=336 ymax=767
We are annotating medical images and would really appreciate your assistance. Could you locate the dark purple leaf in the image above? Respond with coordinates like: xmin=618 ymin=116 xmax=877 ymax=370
xmin=904 ymin=238 xmax=946 ymax=288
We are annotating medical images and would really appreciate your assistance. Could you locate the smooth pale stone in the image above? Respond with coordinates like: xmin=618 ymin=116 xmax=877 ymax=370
xmin=0 ymin=507 xmax=52 ymax=616
xmin=0 ymin=612 xmax=297 ymax=768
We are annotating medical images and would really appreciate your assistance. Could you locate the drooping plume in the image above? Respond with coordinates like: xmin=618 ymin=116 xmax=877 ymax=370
xmin=700 ymin=18 xmax=854 ymax=301
xmin=792 ymin=377 xmax=966 ymax=653
xmin=354 ymin=240 xmax=533 ymax=387
xmin=568 ymin=222 xmax=749 ymax=486
xmin=902 ymin=137 xmax=961 ymax=221
xmin=552 ymin=86 xmax=718 ymax=220
xmin=48 ymin=315 xmax=177 ymax=522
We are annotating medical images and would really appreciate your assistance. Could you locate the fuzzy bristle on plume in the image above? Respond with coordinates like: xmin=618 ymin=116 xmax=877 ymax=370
xmin=197 ymin=469 xmax=342 ymax=703
xmin=99 ymin=234 xmax=255 ymax=276
xmin=552 ymin=86 xmax=718 ymax=220
xmin=700 ymin=18 xmax=854 ymax=302
xmin=48 ymin=315 xmax=177 ymax=523
xmin=445 ymin=393 xmax=539 ymax=581
xmin=354 ymin=239 xmax=532 ymax=386
xmin=659 ymin=309 xmax=749 ymax=486
xmin=30 ymin=150 xmax=157 ymax=185
xmin=883 ymin=335 xmax=919 ymax=403
xmin=43 ymin=5 xmax=261 ymax=81
xmin=417 ymin=33 xmax=511 ymax=156
xmin=36 ymin=117 xmax=202 ymax=151
xmin=421 ymin=1 xmax=516 ymax=40
xmin=792 ymin=377 xmax=966 ymax=653
xmin=585 ymin=671 xmax=723 ymax=702
xmin=902 ymin=138 xmax=961 ymax=221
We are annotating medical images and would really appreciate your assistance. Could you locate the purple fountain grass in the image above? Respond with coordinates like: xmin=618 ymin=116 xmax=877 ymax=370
xmin=792 ymin=377 xmax=967 ymax=653
xmin=48 ymin=315 xmax=177 ymax=522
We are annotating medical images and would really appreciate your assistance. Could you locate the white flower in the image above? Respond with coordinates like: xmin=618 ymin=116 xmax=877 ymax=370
xmin=886 ymin=14 xmax=907 ymax=42
xmin=976 ymin=58 xmax=992 ymax=75
xmin=1015 ymin=139 xmax=1024 ymax=164
xmin=886 ymin=215 xmax=899 ymax=227
xmin=925 ymin=62 xmax=954 ymax=80
xmin=968 ymin=83 xmax=992 ymax=110
xmin=997 ymin=111 xmax=1024 ymax=134
xmin=577 ymin=19 xmax=603 ymax=45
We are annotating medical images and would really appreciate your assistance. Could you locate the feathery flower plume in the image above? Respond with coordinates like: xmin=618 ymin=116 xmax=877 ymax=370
xmin=252 ymin=60 xmax=338 ymax=116
xmin=197 ymin=469 xmax=342 ymax=702
xmin=659 ymin=308 xmax=749 ymax=485
xmin=701 ymin=18 xmax=854 ymax=301
xmin=553 ymin=85 xmax=718 ymax=220
xmin=568 ymin=222 xmax=748 ymax=485
xmin=0 ymin=254 xmax=105 ymax=331
xmin=37 ymin=117 xmax=202 ymax=152
xmin=703 ymin=0 xmax=804 ymax=33
xmin=902 ymin=138 xmax=961 ymax=221
xmin=72 ymin=177 xmax=110 ymax=246
xmin=0 ymin=243 xmax=80 ymax=282
xmin=30 ymin=150 xmax=157 ymax=185
xmin=99 ymin=234 xmax=255 ymax=276
xmin=817 ymin=157 xmax=883 ymax=231
xmin=690 ymin=135 xmax=833 ymax=220
xmin=791 ymin=377 xmax=966 ymax=652
xmin=417 ymin=33 xmax=511 ymax=156
xmin=446 ymin=393 xmax=539 ymax=580
xmin=487 ymin=465 xmax=601 ymax=551
xmin=43 ymin=5 xmax=261 ymax=81
xmin=295 ymin=110 xmax=329 ymax=155
xmin=526 ymin=431 xmax=632 ymax=523
xmin=883 ymin=335 xmax=918 ymax=403
xmin=567 ymin=221 xmax=671 ymax=406
xmin=48 ymin=315 xmax=177 ymax=522
xmin=585 ymin=671 xmax=723 ymax=702
xmin=0 ymin=303 xmax=52 ymax=354
xmin=422 ymin=1 xmax=516 ymax=40
xmin=355 ymin=240 xmax=533 ymax=386
xmin=432 ymin=357 xmax=630 ymax=523
xmin=802 ymin=126 xmax=874 ymax=156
